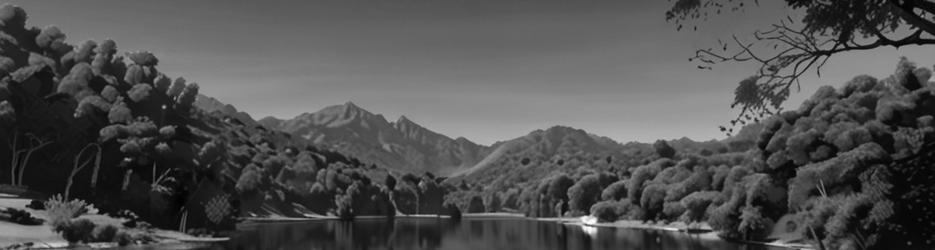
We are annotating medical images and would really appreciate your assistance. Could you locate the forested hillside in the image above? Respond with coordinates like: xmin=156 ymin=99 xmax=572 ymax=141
xmin=0 ymin=4 xmax=462 ymax=234
xmin=445 ymin=58 xmax=935 ymax=249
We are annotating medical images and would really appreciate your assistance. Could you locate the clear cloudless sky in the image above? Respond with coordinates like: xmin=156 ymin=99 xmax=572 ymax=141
xmin=7 ymin=0 xmax=935 ymax=145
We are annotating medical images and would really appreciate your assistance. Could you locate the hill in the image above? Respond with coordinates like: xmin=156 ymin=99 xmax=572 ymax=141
xmin=0 ymin=4 xmax=416 ymax=238
xmin=193 ymin=94 xmax=257 ymax=126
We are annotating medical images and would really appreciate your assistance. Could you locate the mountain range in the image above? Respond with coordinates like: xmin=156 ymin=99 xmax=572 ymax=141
xmin=256 ymin=102 xmax=489 ymax=175
xmin=196 ymin=98 xmax=735 ymax=177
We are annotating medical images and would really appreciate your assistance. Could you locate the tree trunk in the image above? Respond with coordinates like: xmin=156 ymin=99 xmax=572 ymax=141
xmin=9 ymin=133 xmax=17 ymax=185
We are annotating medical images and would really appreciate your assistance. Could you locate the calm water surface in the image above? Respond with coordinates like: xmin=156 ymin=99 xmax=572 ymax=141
xmin=215 ymin=218 xmax=785 ymax=250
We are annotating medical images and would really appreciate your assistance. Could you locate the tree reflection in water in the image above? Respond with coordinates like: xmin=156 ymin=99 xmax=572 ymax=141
xmin=216 ymin=219 xmax=786 ymax=250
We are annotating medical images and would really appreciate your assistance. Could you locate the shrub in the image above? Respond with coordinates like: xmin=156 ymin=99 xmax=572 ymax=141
xmin=91 ymin=224 xmax=118 ymax=242
xmin=590 ymin=200 xmax=620 ymax=222
xmin=115 ymin=231 xmax=133 ymax=246
xmin=26 ymin=199 xmax=44 ymax=210
xmin=44 ymin=194 xmax=88 ymax=228
xmin=4 ymin=208 xmax=43 ymax=225
xmin=55 ymin=219 xmax=96 ymax=243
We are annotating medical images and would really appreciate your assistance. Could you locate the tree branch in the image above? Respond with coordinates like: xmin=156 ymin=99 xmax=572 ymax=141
xmin=909 ymin=0 xmax=935 ymax=15
xmin=695 ymin=18 xmax=935 ymax=130
xmin=890 ymin=0 xmax=935 ymax=35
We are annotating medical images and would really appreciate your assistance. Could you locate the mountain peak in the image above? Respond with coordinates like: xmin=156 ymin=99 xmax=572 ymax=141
xmin=394 ymin=115 xmax=428 ymax=135
xmin=397 ymin=115 xmax=415 ymax=125
xmin=341 ymin=101 xmax=367 ymax=114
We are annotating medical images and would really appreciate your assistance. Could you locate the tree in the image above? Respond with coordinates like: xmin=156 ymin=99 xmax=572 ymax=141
xmin=639 ymin=183 xmax=667 ymax=221
xmin=174 ymin=83 xmax=198 ymax=115
xmin=601 ymin=180 xmax=628 ymax=201
xmin=8 ymin=133 xmax=53 ymax=186
xmin=467 ymin=195 xmax=485 ymax=213
xmin=64 ymin=143 xmax=101 ymax=200
xmin=590 ymin=200 xmax=621 ymax=222
xmin=566 ymin=174 xmax=603 ymax=214
xmin=654 ymin=140 xmax=676 ymax=158
xmin=236 ymin=164 xmax=264 ymax=193
xmin=680 ymin=191 xmax=718 ymax=223
xmin=668 ymin=0 xmax=935 ymax=131
xmin=546 ymin=174 xmax=575 ymax=202
xmin=384 ymin=174 xmax=397 ymax=191
xmin=485 ymin=193 xmax=502 ymax=212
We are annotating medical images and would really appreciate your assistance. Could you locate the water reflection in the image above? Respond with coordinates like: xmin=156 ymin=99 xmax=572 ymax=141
xmin=216 ymin=218 xmax=785 ymax=250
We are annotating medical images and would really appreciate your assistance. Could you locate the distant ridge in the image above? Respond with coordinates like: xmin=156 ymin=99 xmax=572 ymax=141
xmin=259 ymin=102 xmax=490 ymax=175
xmin=194 ymin=94 xmax=258 ymax=125
xmin=253 ymin=102 xmax=737 ymax=177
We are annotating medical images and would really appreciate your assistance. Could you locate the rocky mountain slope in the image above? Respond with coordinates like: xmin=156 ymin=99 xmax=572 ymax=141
xmin=258 ymin=102 xmax=490 ymax=175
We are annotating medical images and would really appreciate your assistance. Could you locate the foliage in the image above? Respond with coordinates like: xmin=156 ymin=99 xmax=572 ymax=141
xmin=680 ymin=191 xmax=718 ymax=223
xmin=590 ymin=200 xmax=621 ymax=222
xmin=91 ymin=224 xmax=119 ymax=242
xmin=3 ymin=207 xmax=43 ymax=225
xmin=54 ymin=219 xmax=96 ymax=244
xmin=115 ymin=231 xmax=132 ymax=246
xmin=26 ymin=199 xmax=44 ymax=210
xmin=600 ymin=179 xmax=627 ymax=201
xmin=567 ymin=173 xmax=616 ymax=215
xmin=653 ymin=140 xmax=676 ymax=158
xmin=668 ymin=0 xmax=935 ymax=131
xmin=44 ymin=194 xmax=88 ymax=228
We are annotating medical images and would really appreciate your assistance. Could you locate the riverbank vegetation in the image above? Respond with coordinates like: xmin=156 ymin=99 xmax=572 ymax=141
xmin=443 ymin=59 xmax=935 ymax=249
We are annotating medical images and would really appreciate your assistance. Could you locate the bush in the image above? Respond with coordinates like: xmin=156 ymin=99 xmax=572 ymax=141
xmin=44 ymin=194 xmax=88 ymax=228
xmin=26 ymin=199 xmax=45 ymax=210
xmin=115 ymin=231 xmax=133 ymax=246
xmin=91 ymin=224 xmax=119 ymax=242
xmin=590 ymin=200 xmax=621 ymax=222
xmin=55 ymin=219 xmax=96 ymax=243
xmin=4 ymin=208 xmax=44 ymax=225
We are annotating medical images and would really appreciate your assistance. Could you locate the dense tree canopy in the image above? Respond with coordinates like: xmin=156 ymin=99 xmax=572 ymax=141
xmin=668 ymin=0 xmax=935 ymax=132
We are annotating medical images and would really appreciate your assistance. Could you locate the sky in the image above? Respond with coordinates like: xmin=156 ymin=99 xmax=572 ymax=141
xmin=7 ymin=0 xmax=935 ymax=145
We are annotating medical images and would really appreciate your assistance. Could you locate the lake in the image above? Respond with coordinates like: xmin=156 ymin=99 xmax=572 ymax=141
xmin=211 ymin=218 xmax=787 ymax=250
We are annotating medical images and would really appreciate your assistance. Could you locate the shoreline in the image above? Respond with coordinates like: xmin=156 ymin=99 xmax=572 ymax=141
xmin=3 ymin=201 xmax=813 ymax=250
xmin=0 ymin=197 xmax=226 ymax=249
xmin=527 ymin=216 xmax=813 ymax=250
